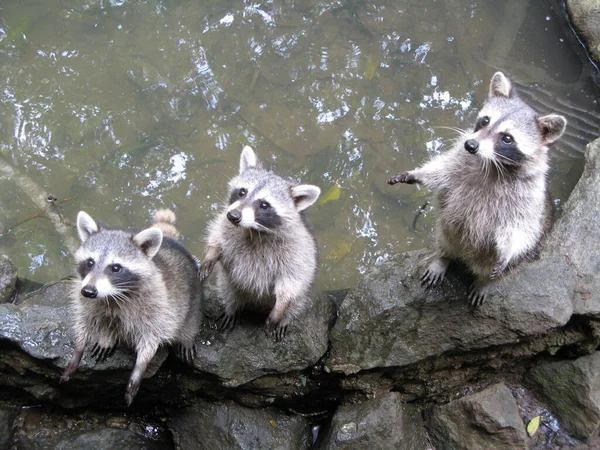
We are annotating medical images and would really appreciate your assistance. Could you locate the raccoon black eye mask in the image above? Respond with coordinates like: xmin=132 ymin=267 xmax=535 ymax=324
xmin=388 ymin=71 xmax=566 ymax=306
xmin=200 ymin=145 xmax=321 ymax=340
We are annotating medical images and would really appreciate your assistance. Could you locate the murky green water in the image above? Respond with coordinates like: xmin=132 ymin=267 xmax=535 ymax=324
xmin=0 ymin=0 xmax=598 ymax=291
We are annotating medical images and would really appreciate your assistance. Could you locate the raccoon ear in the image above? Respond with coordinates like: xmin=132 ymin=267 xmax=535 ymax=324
xmin=77 ymin=211 xmax=99 ymax=242
xmin=489 ymin=72 xmax=513 ymax=98
xmin=537 ymin=114 xmax=567 ymax=145
xmin=240 ymin=146 xmax=258 ymax=173
xmin=291 ymin=185 xmax=321 ymax=211
xmin=132 ymin=228 xmax=163 ymax=258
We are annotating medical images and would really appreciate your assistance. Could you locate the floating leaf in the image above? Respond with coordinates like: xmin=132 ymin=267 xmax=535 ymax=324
xmin=527 ymin=415 xmax=541 ymax=436
xmin=363 ymin=56 xmax=378 ymax=80
xmin=318 ymin=185 xmax=342 ymax=206
xmin=269 ymin=420 xmax=277 ymax=427
xmin=325 ymin=242 xmax=352 ymax=264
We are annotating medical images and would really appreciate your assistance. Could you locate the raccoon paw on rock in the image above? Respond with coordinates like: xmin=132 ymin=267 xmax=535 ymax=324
xmin=90 ymin=343 xmax=117 ymax=363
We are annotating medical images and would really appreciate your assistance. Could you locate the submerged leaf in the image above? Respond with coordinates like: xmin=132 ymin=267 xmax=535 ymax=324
xmin=318 ymin=185 xmax=342 ymax=206
xmin=363 ymin=56 xmax=378 ymax=80
xmin=527 ymin=415 xmax=541 ymax=436
xmin=325 ymin=242 xmax=352 ymax=264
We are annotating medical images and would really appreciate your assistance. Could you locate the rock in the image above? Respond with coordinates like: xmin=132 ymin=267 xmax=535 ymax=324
xmin=0 ymin=255 xmax=17 ymax=304
xmin=0 ymin=407 xmax=18 ymax=450
xmin=566 ymin=0 xmax=600 ymax=64
xmin=192 ymin=286 xmax=332 ymax=386
xmin=316 ymin=392 xmax=429 ymax=449
xmin=326 ymin=249 xmax=572 ymax=374
xmin=428 ymin=383 xmax=528 ymax=450
xmin=169 ymin=401 xmax=312 ymax=450
xmin=54 ymin=429 xmax=161 ymax=450
xmin=526 ymin=351 xmax=600 ymax=440
xmin=544 ymin=138 xmax=600 ymax=316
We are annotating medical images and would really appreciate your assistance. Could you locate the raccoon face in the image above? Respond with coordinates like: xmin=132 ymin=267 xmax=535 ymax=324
xmin=74 ymin=211 xmax=163 ymax=300
xmin=463 ymin=72 xmax=566 ymax=168
xmin=224 ymin=146 xmax=320 ymax=233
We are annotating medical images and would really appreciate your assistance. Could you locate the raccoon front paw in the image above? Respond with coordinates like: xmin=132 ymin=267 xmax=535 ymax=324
xmin=421 ymin=268 xmax=445 ymax=288
xmin=490 ymin=262 xmax=505 ymax=280
xmin=217 ymin=312 xmax=238 ymax=331
xmin=387 ymin=172 xmax=416 ymax=185
xmin=265 ymin=317 xmax=289 ymax=341
xmin=90 ymin=343 xmax=116 ymax=363
xmin=198 ymin=259 xmax=216 ymax=283
xmin=468 ymin=287 xmax=486 ymax=307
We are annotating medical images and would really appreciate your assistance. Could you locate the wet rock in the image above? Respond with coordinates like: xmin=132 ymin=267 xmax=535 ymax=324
xmin=54 ymin=429 xmax=162 ymax=450
xmin=543 ymin=138 xmax=600 ymax=316
xmin=168 ymin=401 xmax=311 ymax=450
xmin=193 ymin=286 xmax=332 ymax=386
xmin=316 ymin=392 xmax=429 ymax=450
xmin=0 ymin=407 xmax=18 ymax=450
xmin=526 ymin=352 xmax=600 ymax=440
xmin=326 ymin=248 xmax=572 ymax=374
xmin=566 ymin=0 xmax=600 ymax=64
xmin=428 ymin=383 xmax=528 ymax=450
xmin=0 ymin=255 xmax=17 ymax=304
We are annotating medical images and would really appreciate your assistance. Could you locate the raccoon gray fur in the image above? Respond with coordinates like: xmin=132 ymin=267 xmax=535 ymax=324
xmin=199 ymin=146 xmax=321 ymax=340
xmin=388 ymin=72 xmax=567 ymax=306
xmin=60 ymin=209 xmax=201 ymax=406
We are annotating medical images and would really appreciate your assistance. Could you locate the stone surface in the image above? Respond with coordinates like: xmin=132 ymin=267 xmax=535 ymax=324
xmin=527 ymin=352 xmax=600 ymax=440
xmin=316 ymin=392 xmax=429 ymax=450
xmin=327 ymin=249 xmax=572 ymax=374
xmin=193 ymin=285 xmax=332 ymax=386
xmin=0 ymin=255 xmax=17 ymax=304
xmin=428 ymin=383 xmax=528 ymax=450
xmin=169 ymin=401 xmax=311 ymax=450
xmin=544 ymin=138 xmax=600 ymax=316
xmin=54 ymin=429 xmax=161 ymax=450
xmin=567 ymin=0 xmax=600 ymax=64
xmin=0 ymin=407 xmax=18 ymax=450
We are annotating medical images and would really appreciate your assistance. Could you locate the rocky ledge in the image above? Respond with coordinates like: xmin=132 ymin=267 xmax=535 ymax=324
xmin=2 ymin=138 xmax=600 ymax=449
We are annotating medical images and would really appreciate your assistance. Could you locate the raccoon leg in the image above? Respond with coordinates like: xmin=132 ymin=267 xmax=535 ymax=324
xmin=468 ymin=281 xmax=489 ymax=307
xmin=60 ymin=339 xmax=86 ymax=383
xmin=266 ymin=282 xmax=304 ymax=340
xmin=125 ymin=343 xmax=158 ymax=406
xmin=388 ymin=153 xmax=454 ymax=189
xmin=89 ymin=330 xmax=118 ymax=362
xmin=421 ymin=257 xmax=450 ymax=288
xmin=387 ymin=171 xmax=418 ymax=185
xmin=491 ymin=229 xmax=530 ymax=280
xmin=216 ymin=281 xmax=242 ymax=330
xmin=198 ymin=244 xmax=222 ymax=282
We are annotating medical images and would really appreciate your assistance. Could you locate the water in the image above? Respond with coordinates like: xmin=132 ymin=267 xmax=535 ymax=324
xmin=0 ymin=0 xmax=598 ymax=292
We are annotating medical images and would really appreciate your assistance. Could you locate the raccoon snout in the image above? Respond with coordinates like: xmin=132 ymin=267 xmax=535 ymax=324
xmin=81 ymin=286 xmax=98 ymax=298
xmin=464 ymin=139 xmax=479 ymax=154
xmin=227 ymin=210 xmax=242 ymax=224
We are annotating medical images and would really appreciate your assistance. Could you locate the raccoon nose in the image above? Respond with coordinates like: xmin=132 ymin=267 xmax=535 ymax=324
xmin=81 ymin=286 xmax=98 ymax=298
xmin=464 ymin=139 xmax=479 ymax=154
xmin=227 ymin=210 xmax=242 ymax=224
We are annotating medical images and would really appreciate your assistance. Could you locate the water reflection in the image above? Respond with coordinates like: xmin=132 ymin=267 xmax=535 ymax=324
xmin=0 ymin=0 xmax=597 ymax=290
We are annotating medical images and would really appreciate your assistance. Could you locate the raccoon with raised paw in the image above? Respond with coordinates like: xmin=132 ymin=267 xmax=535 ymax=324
xmin=388 ymin=72 xmax=567 ymax=306
xmin=199 ymin=146 xmax=321 ymax=340
xmin=61 ymin=209 xmax=201 ymax=406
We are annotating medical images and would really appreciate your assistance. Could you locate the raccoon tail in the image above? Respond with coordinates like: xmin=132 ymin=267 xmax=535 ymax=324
xmin=153 ymin=209 xmax=180 ymax=239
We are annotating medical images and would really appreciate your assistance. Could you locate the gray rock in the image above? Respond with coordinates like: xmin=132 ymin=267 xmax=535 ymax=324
xmin=0 ymin=407 xmax=18 ymax=450
xmin=327 ymin=249 xmax=571 ymax=374
xmin=0 ymin=255 xmax=17 ymax=304
xmin=55 ymin=428 xmax=161 ymax=450
xmin=527 ymin=351 xmax=600 ymax=440
xmin=193 ymin=287 xmax=332 ymax=386
xmin=428 ymin=383 xmax=528 ymax=450
xmin=169 ymin=401 xmax=311 ymax=450
xmin=566 ymin=0 xmax=600 ymax=64
xmin=544 ymin=138 xmax=600 ymax=316
xmin=316 ymin=392 xmax=429 ymax=450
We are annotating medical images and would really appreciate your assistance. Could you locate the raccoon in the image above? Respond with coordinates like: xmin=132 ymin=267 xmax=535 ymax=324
xmin=388 ymin=72 xmax=567 ymax=306
xmin=60 ymin=209 xmax=201 ymax=406
xmin=199 ymin=146 xmax=321 ymax=339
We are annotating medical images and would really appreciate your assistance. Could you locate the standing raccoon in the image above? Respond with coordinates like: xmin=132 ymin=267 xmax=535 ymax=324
xmin=199 ymin=146 xmax=321 ymax=339
xmin=60 ymin=209 xmax=201 ymax=406
xmin=388 ymin=72 xmax=567 ymax=305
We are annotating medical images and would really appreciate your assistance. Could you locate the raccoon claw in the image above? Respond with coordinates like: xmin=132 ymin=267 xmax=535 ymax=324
xmin=468 ymin=289 xmax=486 ymax=307
xmin=490 ymin=263 xmax=504 ymax=280
xmin=265 ymin=318 xmax=288 ymax=341
xmin=387 ymin=172 xmax=415 ymax=185
xmin=125 ymin=379 xmax=140 ymax=407
xmin=90 ymin=343 xmax=116 ymax=363
xmin=198 ymin=260 xmax=216 ymax=283
xmin=217 ymin=312 xmax=238 ymax=331
xmin=421 ymin=269 xmax=444 ymax=288
xmin=176 ymin=343 xmax=197 ymax=363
